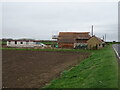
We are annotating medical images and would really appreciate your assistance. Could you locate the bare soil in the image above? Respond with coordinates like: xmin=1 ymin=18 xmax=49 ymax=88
xmin=2 ymin=50 xmax=89 ymax=88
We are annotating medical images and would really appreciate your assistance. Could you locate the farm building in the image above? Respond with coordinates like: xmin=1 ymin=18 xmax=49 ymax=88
xmin=87 ymin=36 xmax=105 ymax=49
xmin=53 ymin=32 xmax=91 ymax=48
xmin=7 ymin=40 xmax=46 ymax=47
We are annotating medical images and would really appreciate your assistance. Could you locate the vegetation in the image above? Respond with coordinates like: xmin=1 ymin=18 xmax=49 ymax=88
xmin=44 ymin=45 xmax=118 ymax=88
xmin=1 ymin=44 xmax=118 ymax=88
xmin=0 ymin=41 xmax=7 ymax=45
xmin=106 ymin=42 xmax=120 ymax=44
xmin=1 ymin=47 xmax=89 ymax=53
xmin=41 ymin=41 xmax=57 ymax=45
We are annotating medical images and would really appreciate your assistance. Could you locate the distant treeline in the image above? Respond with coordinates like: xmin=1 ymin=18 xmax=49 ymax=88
xmin=106 ymin=42 xmax=120 ymax=44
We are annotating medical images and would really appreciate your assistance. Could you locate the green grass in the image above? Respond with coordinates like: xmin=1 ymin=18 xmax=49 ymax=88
xmin=41 ymin=41 xmax=57 ymax=45
xmin=1 ymin=45 xmax=118 ymax=88
xmin=1 ymin=47 xmax=89 ymax=53
xmin=0 ymin=41 xmax=7 ymax=45
xmin=44 ymin=45 xmax=118 ymax=88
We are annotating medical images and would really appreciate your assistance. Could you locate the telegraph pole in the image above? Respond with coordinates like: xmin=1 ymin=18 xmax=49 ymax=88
xmin=103 ymin=35 xmax=104 ymax=41
xmin=91 ymin=25 xmax=94 ymax=36
xmin=105 ymin=34 xmax=106 ymax=42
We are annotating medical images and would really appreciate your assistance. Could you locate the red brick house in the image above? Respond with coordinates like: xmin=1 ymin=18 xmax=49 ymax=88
xmin=57 ymin=32 xmax=91 ymax=48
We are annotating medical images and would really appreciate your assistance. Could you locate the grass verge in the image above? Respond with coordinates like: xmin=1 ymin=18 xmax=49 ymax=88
xmin=44 ymin=45 xmax=118 ymax=88
xmin=1 ymin=47 xmax=89 ymax=53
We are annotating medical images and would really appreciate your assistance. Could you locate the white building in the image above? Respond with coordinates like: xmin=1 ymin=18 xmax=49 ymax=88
xmin=7 ymin=40 xmax=46 ymax=47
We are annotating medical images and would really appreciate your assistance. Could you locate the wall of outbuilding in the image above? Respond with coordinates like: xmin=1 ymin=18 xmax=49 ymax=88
xmin=87 ymin=37 xmax=103 ymax=49
xmin=7 ymin=41 xmax=40 ymax=47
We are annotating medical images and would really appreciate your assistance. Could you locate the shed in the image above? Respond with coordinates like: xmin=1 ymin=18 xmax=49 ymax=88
xmin=87 ymin=36 xmax=104 ymax=49
xmin=6 ymin=40 xmax=46 ymax=48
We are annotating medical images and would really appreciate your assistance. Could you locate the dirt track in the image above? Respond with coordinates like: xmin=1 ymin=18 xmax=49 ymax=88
xmin=2 ymin=50 xmax=89 ymax=88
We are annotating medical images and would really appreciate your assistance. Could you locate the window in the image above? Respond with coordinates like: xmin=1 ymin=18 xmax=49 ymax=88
xmin=21 ymin=42 xmax=23 ymax=44
xmin=8 ymin=41 xmax=11 ymax=44
xmin=36 ymin=42 xmax=40 ymax=44
xmin=15 ymin=41 xmax=17 ymax=44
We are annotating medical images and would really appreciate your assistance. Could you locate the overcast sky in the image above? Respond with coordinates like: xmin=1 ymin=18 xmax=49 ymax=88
xmin=1 ymin=2 xmax=118 ymax=41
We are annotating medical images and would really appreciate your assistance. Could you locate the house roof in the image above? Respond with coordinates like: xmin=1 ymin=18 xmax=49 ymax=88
xmin=7 ymin=40 xmax=34 ymax=42
xmin=59 ymin=32 xmax=90 ymax=38
xmin=93 ymin=36 xmax=103 ymax=42
xmin=7 ymin=40 xmax=57 ymax=42
xmin=58 ymin=32 xmax=91 ymax=43
xmin=59 ymin=32 xmax=90 ymax=34
xmin=87 ymin=35 xmax=103 ymax=43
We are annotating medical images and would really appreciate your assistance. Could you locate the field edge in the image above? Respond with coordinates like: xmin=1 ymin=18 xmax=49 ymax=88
xmin=44 ymin=45 xmax=118 ymax=88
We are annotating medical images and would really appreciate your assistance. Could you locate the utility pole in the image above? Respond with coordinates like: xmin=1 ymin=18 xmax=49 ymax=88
xmin=105 ymin=34 xmax=106 ymax=42
xmin=91 ymin=25 xmax=94 ymax=36
xmin=103 ymin=35 xmax=104 ymax=41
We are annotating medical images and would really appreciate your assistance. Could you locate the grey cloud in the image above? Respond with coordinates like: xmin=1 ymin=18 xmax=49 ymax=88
xmin=2 ymin=2 xmax=118 ymax=41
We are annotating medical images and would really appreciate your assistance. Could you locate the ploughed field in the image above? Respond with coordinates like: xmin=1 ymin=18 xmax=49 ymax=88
xmin=2 ymin=50 xmax=89 ymax=88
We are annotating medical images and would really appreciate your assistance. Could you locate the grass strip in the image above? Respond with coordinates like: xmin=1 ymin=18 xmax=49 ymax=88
xmin=44 ymin=45 xmax=118 ymax=88
xmin=1 ymin=47 xmax=89 ymax=53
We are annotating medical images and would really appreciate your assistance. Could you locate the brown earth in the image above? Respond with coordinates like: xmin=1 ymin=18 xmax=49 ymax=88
xmin=2 ymin=50 xmax=89 ymax=88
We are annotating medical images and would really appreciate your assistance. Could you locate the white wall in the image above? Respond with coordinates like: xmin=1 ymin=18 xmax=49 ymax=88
xmin=7 ymin=41 xmax=42 ymax=47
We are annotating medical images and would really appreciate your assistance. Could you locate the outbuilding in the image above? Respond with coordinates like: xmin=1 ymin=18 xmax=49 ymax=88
xmin=7 ymin=40 xmax=46 ymax=47
xmin=87 ymin=36 xmax=104 ymax=49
